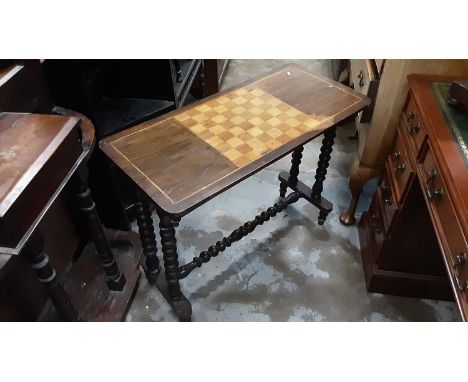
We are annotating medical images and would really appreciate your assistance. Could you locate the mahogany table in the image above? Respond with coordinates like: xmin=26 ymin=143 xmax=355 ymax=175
xmin=100 ymin=65 xmax=370 ymax=321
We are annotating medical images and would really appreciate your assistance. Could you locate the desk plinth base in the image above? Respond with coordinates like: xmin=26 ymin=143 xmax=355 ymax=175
xmin=43 ymin=229 xmax=142 ymax=321
xmin=359 ymin=211 xmax=453 ymax=301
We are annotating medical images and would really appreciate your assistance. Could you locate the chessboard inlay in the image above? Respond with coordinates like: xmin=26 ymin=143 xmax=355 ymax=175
xmin=173 ymin=86 xmax=328 ymax=167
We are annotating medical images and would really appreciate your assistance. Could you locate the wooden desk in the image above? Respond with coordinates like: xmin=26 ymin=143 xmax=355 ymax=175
xmin=359 ymin=74 xmax=468 ymax=320
xmin=101 ymin=65 xmax=370 ymax=320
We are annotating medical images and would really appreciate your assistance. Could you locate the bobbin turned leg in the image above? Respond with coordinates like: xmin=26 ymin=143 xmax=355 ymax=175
xmin=155 ymin=211 xmax=192 ymax=321
xmin=73 ymin=171 xmax=126 ymax=291
xmin=311 ymin=126 xmax=337 ymax=225
xmin=279 ymin=145 xmax=304 ymax=199
xmin=23 ymin=230 xmax=79 ymax=321
xmin=135 ymin=199 xmax=160 ymax=284
xmin=159 ymin=213 xmax=182 ymax=301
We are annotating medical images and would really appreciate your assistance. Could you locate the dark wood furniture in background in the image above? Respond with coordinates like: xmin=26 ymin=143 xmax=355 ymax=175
xmin=0 ymin=60 xmax=79 ymax=321
xmin=101 ymin=65 xmax=370 ymax=320
xmin=338 ymin=59 xmax=381 ymax=225
xmin=202 ymin=59 xmax=229 ymax=95
xmin=0 ymin=60 xmax=143 ymax=321
xmin=359 ymin=74 xmax=468 ymax=320
xmin=0 ymin=111 xmax=143 ymax=321
xmin=42 ymin=59 xmax=219 ymax=230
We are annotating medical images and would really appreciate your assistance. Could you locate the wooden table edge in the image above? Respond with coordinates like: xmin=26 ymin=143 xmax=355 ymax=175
xmin=0 ymin=114 xmax=81 ymax=218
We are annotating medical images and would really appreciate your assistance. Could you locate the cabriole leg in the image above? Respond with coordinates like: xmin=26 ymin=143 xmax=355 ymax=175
xmin=339 ymin=159 xmax=378 ymax=226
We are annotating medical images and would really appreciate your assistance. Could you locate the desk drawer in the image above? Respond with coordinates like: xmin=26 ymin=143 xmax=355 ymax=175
xmin=387 ymin=128 xmax=414 ymax=203
xmin=403 ymin=95 xmax=428 ymax=159
xmin=421 ymin=144 xmax=468 ymax=294
xmin=380 ymin=163 xmax=398 ymax=232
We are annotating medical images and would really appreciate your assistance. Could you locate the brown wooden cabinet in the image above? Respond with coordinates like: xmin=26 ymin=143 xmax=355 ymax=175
xmin=341 ymin=60 xmax=468 ymax=227
xmin=359 ymin=74 xmax=468 ymax=320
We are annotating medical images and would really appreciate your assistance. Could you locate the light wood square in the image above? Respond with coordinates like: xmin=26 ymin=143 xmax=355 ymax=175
xmin=286 ymin=118 xmax=301 ymax=128
xmin=232 ymin=106 xmax=246 ymax=114
xmin=224 ymin=148 xmax=242 ymax=161
xmin=212 ymin=115 xmax=227 ymax=124
xmin=206 ymin=136 xmax=224 ymax=146
xmin=267 ymin=127 xmax=283 ymax=138
xmin=230 ymin=115 xmax=246 ymax=124
xmin=231 ymin=126 xmax=245 ymax=136
xmin=190 ymin=123 xmax=207 ymax=134
xmin=267 ymin=117 xmax=282 ymax=127
xmin=249 ymin=116 xmax=264 ymax=126
xmin=249 ymin=106 xmax=264 ymax=115
xmin=226 ymin=136 xmax=244 ymax=148
xmin=247 ymin=126 xmax=264 ymax=137
xmin=233 ymin=97 xmax=248 ymax=105
xmin=214 ymin=104 xmax=229 ymax=113
xmin=268 ymin=107 xmax=282 ymax=117
xmin=193 ymin=113 xmax=209 ymax=123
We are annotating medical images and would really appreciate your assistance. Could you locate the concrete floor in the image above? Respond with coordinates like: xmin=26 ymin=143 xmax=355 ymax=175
xmin=126 ymin=60 xmax=461 ymax=322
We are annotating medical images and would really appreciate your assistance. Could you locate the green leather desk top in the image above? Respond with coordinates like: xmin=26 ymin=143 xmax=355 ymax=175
xmin=432 ymin=82 xmax=468 ymax=167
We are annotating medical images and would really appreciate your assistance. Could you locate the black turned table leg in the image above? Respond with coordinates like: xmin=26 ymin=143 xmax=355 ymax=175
xmin=23 ymin=230 xmax=79 ymax=321
xmin=280 ymin=145 xmax=304 ymax=199
xmin=311 ymin=126 xmax=337 ymax=225
xmin=154 ymin=210 xmax=192 ymax=321
xmin=135 ymin=200 xmax=161 ymax=284
xmin=74 ymin=173 xmax=126 ymax=291
xmin=159 ymin=214 xmax=182 ymax=301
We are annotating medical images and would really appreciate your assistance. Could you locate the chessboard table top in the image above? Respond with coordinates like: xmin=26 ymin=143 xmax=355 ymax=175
xmin=100 ymin=65 xmax=370 ymax=216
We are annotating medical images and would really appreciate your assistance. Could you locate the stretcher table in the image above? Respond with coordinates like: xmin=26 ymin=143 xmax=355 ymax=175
xmin=100 ymin=65 xmax=370 ymax=320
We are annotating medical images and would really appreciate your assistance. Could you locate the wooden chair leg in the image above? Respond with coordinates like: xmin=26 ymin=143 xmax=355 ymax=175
xmin=339 ymin=160 xmax=378 ymax=226
xmin=23 ymin=230 xmax=79 ymax=321
xmin=73 ymin=170 xmax=126 ymax=291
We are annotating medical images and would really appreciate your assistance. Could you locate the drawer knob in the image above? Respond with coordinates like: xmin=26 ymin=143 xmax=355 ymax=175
xmin=407 ymin=123 xmax=420 ymax=135
xmin=393 ymin=163 xmax=406 ymax=173
xmin=454 ymin=253 xmax=468 ymax=292
xmin=455 ymin=252 xmax=467 ymax=268
xmin=426 ymin=187 xmax=444 ymax=201
xmin=392 ymin=151 xmax=401 ymax=160
xmin=454 ymin=273 xmax=468 ymax=292
xmin=427 ymin=169 xmax=438 ymax=181
xmin=357 ymin=71 xmax=365 ymax=87
xmin=407 ymin=111 xmax=416 ymax=121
